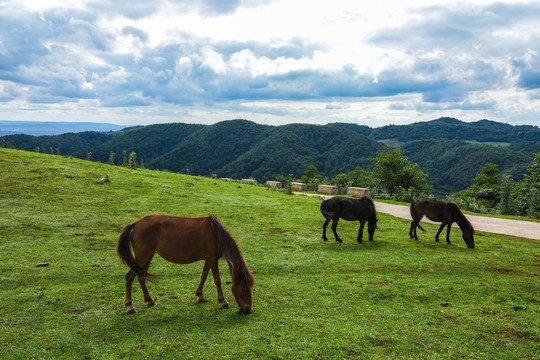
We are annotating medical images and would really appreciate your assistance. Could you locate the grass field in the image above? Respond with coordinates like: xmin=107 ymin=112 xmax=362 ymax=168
xmin=0 ymin=148 xmax=538 ymax=359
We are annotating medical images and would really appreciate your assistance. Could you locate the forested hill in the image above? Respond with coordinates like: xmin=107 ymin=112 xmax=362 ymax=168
xmin=328 ymin=117 xmax=540 ymax=143
xmin=0 ymin=119 xmax=386 ymax=182
xmin=146 ymin=121 xmax=387 ymax=181
xmin=2 ymin=117 xmax=539 ymax=195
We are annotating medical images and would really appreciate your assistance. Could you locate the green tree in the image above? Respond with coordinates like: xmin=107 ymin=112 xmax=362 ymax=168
xmin=370 ymin=149 xmax=431 ymax=200
xmin=122 ymin=150 xmax=128 ymax=167
xmin=129 ymin=151 xmax=137 ymax=169
xmin=108 ymin=151 xmax=115 ymax=165
xmin=474 ymin=163 xmax=500 ymax=188
xmin=331 ymin=167 xmax=373 ymax=193
xmin=513 ymin=153 xmax=540 ymax=218
xmin=499 ymin=175 xmax=515 ymax=215
xmin=300 ymin=165 xmax=322 ymax=191
xmin=452 ymin=163 xmax=501 ymax=211
xmin=273 ymin=174 xmax=294 ymax=195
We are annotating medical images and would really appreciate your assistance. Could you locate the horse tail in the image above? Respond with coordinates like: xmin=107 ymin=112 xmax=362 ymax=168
xmin=410 ymin=200 xmax=426 ymax=232
xmin=117 ymin=222 xmax=149 ymax=281
xmin=320 ymin=199 xmax=331 ymax=218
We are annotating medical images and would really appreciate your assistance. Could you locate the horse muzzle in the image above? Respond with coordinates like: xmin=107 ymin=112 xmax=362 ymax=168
xmin=239 ymin=305 xmax=252 ymax=314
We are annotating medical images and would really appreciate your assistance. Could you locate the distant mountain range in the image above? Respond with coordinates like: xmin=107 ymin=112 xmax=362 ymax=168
xmin=2 ymin=118 xmax=539 ymax=196
xmin=0 ymin=120 xmax=125 ymax=136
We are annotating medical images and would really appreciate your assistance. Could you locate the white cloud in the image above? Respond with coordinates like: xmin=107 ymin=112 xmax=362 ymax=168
xmin=0 ymin=0 xmax=539 ymax=127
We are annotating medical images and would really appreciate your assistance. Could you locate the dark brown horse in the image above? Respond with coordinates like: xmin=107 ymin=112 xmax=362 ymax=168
xmin=117 ymin=214 xmax=254 ymax=314
xmin=409 ymin=199 xmax=474 ymax=248
xmin=320 ymin=196 xmax=378 ymax=243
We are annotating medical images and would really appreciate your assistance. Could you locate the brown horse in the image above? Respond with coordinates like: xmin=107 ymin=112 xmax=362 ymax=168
xmin=117 ymin=214 xmax=254 ymax=314
xmin=409 ymin=199 xmax=474 ymax=248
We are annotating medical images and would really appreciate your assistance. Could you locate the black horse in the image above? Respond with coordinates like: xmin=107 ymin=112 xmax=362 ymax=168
xmin=320 ymin=196 xmax=378 ymax=243
xmin=409 ymin=198 xmax=474 ymax=248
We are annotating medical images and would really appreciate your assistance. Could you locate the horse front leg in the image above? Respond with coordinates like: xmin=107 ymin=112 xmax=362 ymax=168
xmin=331 ymin=218 xmax=342 ymax=243
xmin=195 ymin=260 xmax=211 ymax=303
xmin=445 ymin=223 xmax=453 ymax=244
xmin=124 ymin=270 xmax=137 ymax=314
xmin=435 ymin=223 xmax=447 ymax=242
xmin=209 ymin=258 xmax=229 ymax=309
xmin=357 ymin=220 xmax=365 ymax=243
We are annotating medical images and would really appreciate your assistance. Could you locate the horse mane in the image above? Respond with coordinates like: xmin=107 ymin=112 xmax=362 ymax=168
xmin=210 ymin=216 xmax=254 ymax=287
xmin=447 ymin=202 xmax=474 ymax=231
xmin=361 ymin=197 xmax=377 ymax=218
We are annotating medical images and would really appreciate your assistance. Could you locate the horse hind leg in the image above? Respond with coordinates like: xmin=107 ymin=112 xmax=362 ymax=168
xmin=124 ymin=270 xmax=138 ymax=314
xmin=195 ymin=260 xmax=211 ymax=303
xmin=331 ymin=218 xmax=343 ymax=243
xmin=409 ymin=221 xmax=417 ymax=240
xmin=322 ymin=218 xmax=330 ymax=241
xmin=138 ymin=275 xmax=156 ymax=307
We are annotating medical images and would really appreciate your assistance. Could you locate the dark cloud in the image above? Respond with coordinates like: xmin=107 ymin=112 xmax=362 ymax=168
xmin=518 ymin=70 xmax=540 ymax=90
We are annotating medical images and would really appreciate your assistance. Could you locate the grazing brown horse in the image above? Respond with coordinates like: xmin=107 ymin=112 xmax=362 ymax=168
xmin=117 ymin=214 xmax=254 ymax=314
xmin=320 ymin=196 xmax=378 ymax=243
xmin=409 ymin=199 xmax=474 ymax=248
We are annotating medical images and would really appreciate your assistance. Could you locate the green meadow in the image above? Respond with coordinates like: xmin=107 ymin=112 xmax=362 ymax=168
xmin=0 ymin=148 xmax=538 ymax=359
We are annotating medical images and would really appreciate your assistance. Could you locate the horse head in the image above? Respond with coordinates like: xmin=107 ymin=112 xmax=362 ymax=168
xmin=368 ymin=218 xmax=378 ymax=241
xmin=231 ymin=269 xmax=255 ymax=314
xmin=462 ymin=229 xmax=475 ymax=249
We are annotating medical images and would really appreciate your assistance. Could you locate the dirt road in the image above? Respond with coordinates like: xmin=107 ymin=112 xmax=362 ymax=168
xmin=299 ymin=193 xmax=540 ymax=240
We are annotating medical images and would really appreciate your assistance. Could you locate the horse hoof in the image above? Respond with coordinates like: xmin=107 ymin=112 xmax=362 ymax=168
xmin=198 ymin=297 xmax=208 ymax=303
xmin=127 ymin=307 xmax=137 ymax=314
xmin=147 ymin=300 xmax=156 ymax=307
xmin=222 ymin=302 xmax=230 ymax=309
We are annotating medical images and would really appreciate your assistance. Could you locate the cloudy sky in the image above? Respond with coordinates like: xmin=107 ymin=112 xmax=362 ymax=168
xmin=1 ymin=0 xmax=540 ymax=127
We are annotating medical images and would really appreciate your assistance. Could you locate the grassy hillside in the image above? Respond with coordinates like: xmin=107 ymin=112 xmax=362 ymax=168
xmin=0 ymin=148 xmax=538 ymax=359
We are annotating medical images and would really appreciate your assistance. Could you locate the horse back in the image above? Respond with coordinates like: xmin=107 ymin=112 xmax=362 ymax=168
xmin=323 ymin=196 xmax=375 ymax=221
xmin=132 ymin=214 xmax=218 ymax=264
xmin=412 ymin=199 xmax=453 ymax=222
